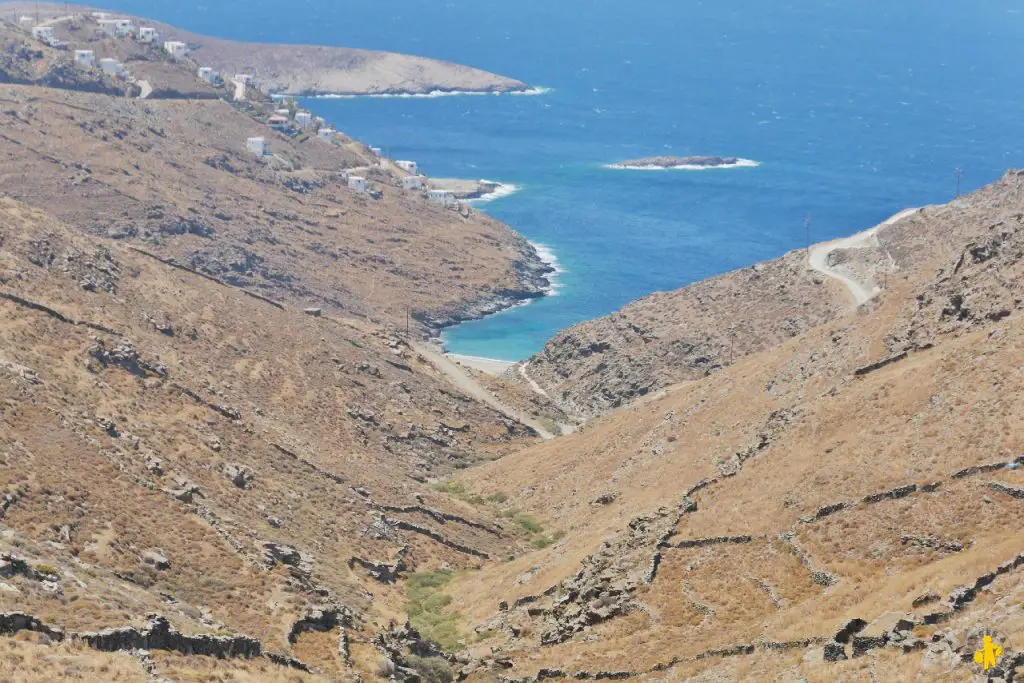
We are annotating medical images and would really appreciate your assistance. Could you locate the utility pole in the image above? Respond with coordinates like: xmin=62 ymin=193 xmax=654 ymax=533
xmin=805 ymin=214 xmax=812 ymax=258
xmin=406 ymin=307 xmax=410 ymax=338
xmin=955 ymin=167 xmax=962 ymax=198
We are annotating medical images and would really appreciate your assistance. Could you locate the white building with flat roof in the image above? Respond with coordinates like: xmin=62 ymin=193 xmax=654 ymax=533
xmin=401 ymin=175 xmax=426 ymax=190
xmin=318 ymin=127 xmax=337 ymax=141
xmin=31 ymin=26 xmax=56 ymax=44
xmin=294 ymin=112 xmax=313 ymax=128
xmin=138 ymin=27 xmax=158 ymax=43
xmin=163 ymin=41 xmax=188 ymax=59
xmin=98 ymin=18 xmax=134 ymax=37
xmin=395 ymin=160 xmax=417 ymax=174
xmin=348 ymin=176 xmax=367 ymax=193
xmin=18 ymin=16 xmax=35 ymax=28
xmin=99 ymin=58 xmax=126 ymax=78
xmin=197 ymin=67 xmax=219 ymax=84
xmin=246 ymin=137 xmax=266 ymax=157
xmin=74 ymin=50 xmax=96 ymax=68
xmin=428 ymin=189 xmax=456 ymax=206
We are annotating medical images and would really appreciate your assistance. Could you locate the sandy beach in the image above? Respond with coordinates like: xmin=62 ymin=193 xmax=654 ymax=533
xmin=447 ymin=354 xmax=516 ymax=376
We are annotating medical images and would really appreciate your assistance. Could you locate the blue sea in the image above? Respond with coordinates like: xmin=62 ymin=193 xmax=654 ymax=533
xmin=99 ymin=0 xmax=1024 ymax=360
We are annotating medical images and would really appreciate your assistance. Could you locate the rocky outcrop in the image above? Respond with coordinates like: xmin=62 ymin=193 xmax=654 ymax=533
xmin=853 ymin=352 xmax=908 ymax=376
xmin=348 ymin=547 xmax=408 ymax=584
xmin=287 ymin=604 xmax=351 ymax=644
xmin=390 ymin=519 xmax=490 ymax=559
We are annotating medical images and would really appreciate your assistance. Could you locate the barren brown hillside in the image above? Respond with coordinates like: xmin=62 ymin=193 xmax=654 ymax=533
xmin=0 ymin=197 xmax=545 ymax=679
xmin=0 ymin=81 xmax=550 ymax=332
xmin=0 ymin=6 xmax=1022 ymax=682
xmin=447 ymin=175 xmax=1024 ymax=680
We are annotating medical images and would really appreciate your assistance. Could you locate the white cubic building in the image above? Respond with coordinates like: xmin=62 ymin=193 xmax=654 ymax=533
xmin=99 ymin=58 xmax=126 ymax=78
xmin=348 ymin=176 xmax=367 ymax=193
xmin=246 ymin=137 xmax=266 ymax=157
xmin=234 ymin=74 xmax=253 ymax=85
xmin=31 ymin=26 xmax=56 ymax=44
xmin=138 ymin=27 xmax=158 ymax=43
xmin=73 ymin=50 xmax=96 ymax=68
xmin=401 ymin=175 xmax=426 ymax=190
xmin=428 ymin=189 xmax=456 ymax=206
xmin=98 ymin=18 xmax=134 ymax=37
xmin=318 ymin=127 xmax=337 ymax=141
xmin=18 ymin=16 xmax=35 ymax=29
xmin=197 ymin=67 xmax=219 ymax=84
xmin=395 ymin=160 xmax=417 ymax=174
xmin=163 ymin=41 xmax=188 ymax=59
xmin=294 ymin=112 xmax=313 ymax=128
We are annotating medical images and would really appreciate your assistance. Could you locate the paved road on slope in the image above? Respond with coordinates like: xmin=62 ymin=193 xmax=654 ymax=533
xmin=412 ymin=342 xmax=557 ymax=440
xmin=808 ymin=208 xmax=919 ymax=306
xmin=137 ymin=80 xmax=153 ymax=99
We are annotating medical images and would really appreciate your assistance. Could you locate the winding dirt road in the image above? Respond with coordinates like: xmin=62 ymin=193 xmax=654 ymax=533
xmin=412 ymin=342 xmax=557 ymax=440
xmin=808 ymin=208 xmax=918 ymax=306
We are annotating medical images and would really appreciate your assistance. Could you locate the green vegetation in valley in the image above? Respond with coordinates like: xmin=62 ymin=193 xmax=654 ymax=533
xmin=406 ymin=570 xmax=462 ymax=651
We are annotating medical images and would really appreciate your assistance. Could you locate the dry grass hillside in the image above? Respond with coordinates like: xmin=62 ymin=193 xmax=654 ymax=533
xmin=0 ymin=197 xmax=549 ymax=680
xmin=0 ymin=76 xmax=550 ymax=332
xmin=0 ymin=6 xmax=1021 ymax=681
xmin=449 ymin=175 xmax=1024 ymax=681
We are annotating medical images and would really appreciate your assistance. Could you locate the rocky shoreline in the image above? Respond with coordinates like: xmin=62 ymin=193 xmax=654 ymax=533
xmin=417 ymin=238 xmax=555 ymax=333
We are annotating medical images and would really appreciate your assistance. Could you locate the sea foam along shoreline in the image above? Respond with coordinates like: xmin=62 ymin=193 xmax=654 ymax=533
xmin=292 ymin=86 xmax=552 ymax=100
xmin=530 ymin=241 xmax=563 ymax=297
xmin=467 ymin=181 xmax=522 ymax=203
xmin=604 ymin=158 xmax=761 ymax=171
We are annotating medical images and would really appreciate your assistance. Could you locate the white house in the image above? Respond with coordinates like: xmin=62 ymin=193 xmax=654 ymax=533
xmin=163 ymin=41 xmax=188 ymax=60
xmin=273 ymin=108 xmax=290 ymax=117
xmin=31 ymin=26 xmax=56 ymax=44
xmin=395 ymin=160 xmax=417 ymax=174
xmin=318 ymin=127 xmax=337 ymax=141
xmin=74 ymin=50 xmax=96 ymax=68
xmin=138 ymin=27 xmax=158 ymax=43
xmin=348 ymin=176 xmax=367 ymax=193
xmin=294 ymin=112 xmax=313 ymax=128
xmin=91 ymin=12 xmax=111 ymax=19
xmin=197 ymin=67 xmax=219 ymax=84
xmin=99 ymin=58 xmax=126 ymax=78
xmin=401 ymin=175 xmax=426 ymax=190
xmin=234 ymin=74 xmax=253 ymax=85
xmin=18 ymin=16 xmax=35 ymax=29
xmin=98 ymin=18 xmax=134 ymax=37
xmin=246 ymin=137 xmax=266 ymax=157
xmin=428 ymin=189 xmax=456 ymax=206
xmin=267 ymin=116 xmax=290 ymax=130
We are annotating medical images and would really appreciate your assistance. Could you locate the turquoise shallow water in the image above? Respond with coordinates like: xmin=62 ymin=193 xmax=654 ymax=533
xmin=97 ymin=0 xmax=1024 ymax=360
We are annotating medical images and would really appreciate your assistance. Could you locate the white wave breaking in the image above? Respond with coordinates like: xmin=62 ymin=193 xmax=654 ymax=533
xmin=466 ymin=180 xmax=521 ymax=203
xmin=604 ymin=158 xmax=761 ymax=171
xmin=530 ymin=241 xmax=564 ymax=297
xmin=287 ymin=86 xmax=552 ymax=101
